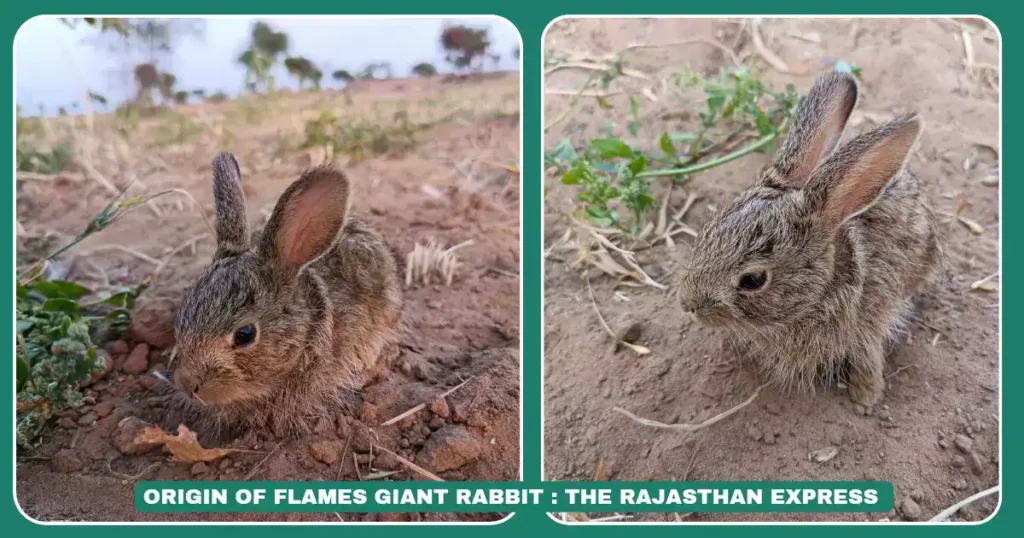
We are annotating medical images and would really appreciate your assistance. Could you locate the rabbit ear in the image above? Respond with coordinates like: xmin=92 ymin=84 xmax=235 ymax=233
xmin=808 ymin=113 xmax=922 ymax=228
xmin=257 ymin=164 xmax=350 ymax=280
xmin=212 ymin=152 xmax=250 ymax=259
xmin=767 ymin=72 xmax=858 ymax=189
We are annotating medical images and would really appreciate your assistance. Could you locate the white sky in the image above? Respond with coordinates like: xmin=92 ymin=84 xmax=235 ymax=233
xmin=15 ymin=16 xmax=521 ymax=115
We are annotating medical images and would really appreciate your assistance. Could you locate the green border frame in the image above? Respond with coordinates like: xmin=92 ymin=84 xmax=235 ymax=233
xmin=3 ymin=2 xmax=1010 ymax=536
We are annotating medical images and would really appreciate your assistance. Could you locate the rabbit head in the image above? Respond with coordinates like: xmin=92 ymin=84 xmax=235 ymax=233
xmin=679 ymin=72 xmax=922 ymax=331
xmin=173 ymin=153 xmax=351 ymax=408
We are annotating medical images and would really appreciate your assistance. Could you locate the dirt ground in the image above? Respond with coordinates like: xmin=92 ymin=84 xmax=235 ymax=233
xmin=16 ymin=73 xmax=521 ymax=522
xmin=543 ymin=18 xmax=999 ymax=522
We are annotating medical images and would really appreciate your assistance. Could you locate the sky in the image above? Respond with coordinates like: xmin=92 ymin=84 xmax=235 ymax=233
xmin=15 ymin=16 xmax=521 ymax=116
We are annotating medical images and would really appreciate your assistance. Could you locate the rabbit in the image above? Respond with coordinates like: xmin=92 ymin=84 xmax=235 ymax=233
xmin=677 ymin=72 xmax=940 ymax=411
xmin=171 ymin=153 xmax=403 ymax=436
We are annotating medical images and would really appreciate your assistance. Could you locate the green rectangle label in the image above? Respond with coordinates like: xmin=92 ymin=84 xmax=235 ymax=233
xmin=135 ymin=481 xmax=893 ymax=513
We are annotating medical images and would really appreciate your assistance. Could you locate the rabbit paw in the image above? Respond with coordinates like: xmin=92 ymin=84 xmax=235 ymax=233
xmin=848 ymin=369 xmax=883 ymax=415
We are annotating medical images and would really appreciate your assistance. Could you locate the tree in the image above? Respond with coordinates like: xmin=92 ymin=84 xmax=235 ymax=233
xmin=440 ymin=24 xmax=490 ymax=72
xmin=239 ymin=21 xmax=289 ymax=93
xmin=191 ymin=89 xmax=206 ymax=99
xmin=284 ymin=56 xmax=321 ymax=90
xmin=512 ymin=46 xmax=520 ymax=61
xmin=158 ymin=72 xmax=177 ymax=103
xmin=332 ymin=69 xmax=353 ymax=83
xmin=174 ymin=91 xmax=189 ymax=105
xmin=357 ymin=62 xmax=391 ymax=80
xmin=133 ymin=63 xmax=159 ymax=105
xmin=412 ymin=62 xmax=437 ymax=78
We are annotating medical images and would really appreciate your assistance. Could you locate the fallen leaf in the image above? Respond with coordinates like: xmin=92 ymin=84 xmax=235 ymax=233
xmin=594 ymin=458 xmax=607 ymax=481
xmin=135 ymin=425 xmax=239 ymax=463
xmin=971 ymin=273 xmax=999 ymax=292
xmin=809 ymin=446 xmax=839 ymax=463
xmin=958 ymin=216 xmax=985 ymax=235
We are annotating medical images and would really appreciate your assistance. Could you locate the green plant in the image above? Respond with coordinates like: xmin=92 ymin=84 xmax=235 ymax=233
xmin=151 ymin=113 xmax=202 ymax=146
xmin=15 ymin=280 xmax=144 ymax=447
xmin=114 ymin=102 xmax=140 ymax=134
xmin=332 ymin=69 xmax=354 ymax=82
xmin=550 ymin=64 xmax=803 ymax=233
xmin=17 ymin=140 xmax=74 ymax=175
xmin=208 ymin=91 xmax=228 ymax=103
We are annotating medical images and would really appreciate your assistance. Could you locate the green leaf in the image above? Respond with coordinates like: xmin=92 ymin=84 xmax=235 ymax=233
xmin=103 ymin=288 xmax=137 ymax=309
xmin=590 ymin=138 xmax=633 ymax=159
xmin=561 ymin=163 xmax=586 ymax=185
xmin=104 ymin=308 xmax=132 ymax=321
xmin=16 ymin=320 xmax=33 ymax=334
xmin=628 ymin=154 xmax=648 ymax=176
xmin=833 ymin=60 xmax=863 ymax=79
xmin=596 ymin=96 xmax=612 ymax=109
xmin=42 ymin=298 xmax=80 ymax=316
xmin=628 ymin=97 xmax=640 ymax=137
xmin=754 ymin=105 xmax=772 ymax=137
xmin=551 ymin=138 xmax=578 ymax=163
xmin=30 ymin=280 xmax=91 ymax=300
xmin=659 ymin=132 xmax=677 ymax=157
xmin=707 ymin=91 xmax=726 ymax=113
xmin=585 ymin=206 xmax=615 ymax=227
xmin=16 ymin=283 xmax=28 ymax=300
xmin=16 ymin=356 xmax=29 ymax=392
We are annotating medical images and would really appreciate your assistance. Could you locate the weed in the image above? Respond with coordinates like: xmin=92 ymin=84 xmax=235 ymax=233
xmin=151 ymin=113 xmax=203 ymax=146
xmin=17 ymin=140 xmax=74 ymax=175
xmin=16 ymin=279 xmax=144 ymax=447
xmin=550 ymin=64 xmax=803 ymax=233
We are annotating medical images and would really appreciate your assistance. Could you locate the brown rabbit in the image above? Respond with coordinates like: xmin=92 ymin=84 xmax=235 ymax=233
xmin=678 ymin=72 xmax=940 ymax=410
xmin=171 ymin=153 xmax=403 ymax=435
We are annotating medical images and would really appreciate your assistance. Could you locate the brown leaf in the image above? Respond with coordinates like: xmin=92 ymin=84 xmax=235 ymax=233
xmin=135 ymin=425 xmax=239 ymax=463
xmin=594 ymin=457 xmax=607 ymax=481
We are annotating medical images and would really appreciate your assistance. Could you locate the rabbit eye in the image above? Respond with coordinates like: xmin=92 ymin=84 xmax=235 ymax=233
xmin=233 ymin=325 xmax=256 ymax=347
xmin=738 ymin=271 xmax=767 ymax=291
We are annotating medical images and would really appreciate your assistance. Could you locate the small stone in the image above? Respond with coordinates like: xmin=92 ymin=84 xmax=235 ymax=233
xmin=351 ymin=423 xmax=373 ymax=453
xmin=191 ymin=462 xmax=208 ymax=476
xmin=954 ymin=434 xmax=973 ymax=453
xmin=430 ymin=398 xmax=451 ymax=418
xmin=951 ymin=455 xmax=965 ymax=468
xmin=76 ymin=411 xmax=98 ymax=426
xmin=938 ymin=439 xmax=949 ymax=450
xmin=747 ymin=424 xmax=763 ymax=441
xmin=968 ymin=452 xmax=985 ymax=475
xmin=50 ymin=449 xmax=83 ymax=473
xmin=129 ymin=305 xmax=176 ymax=349
xmin=356 ymin=453 xmax=373 ymax=465
xmin=107 ymin=340 xmax=130 ymax=356
xmin=94 ymin=401 xmax=114 ymax=418
xmin=398 ymin=438 xmax=410 ymax=449
xmin=415 ymin=425 xmax=482 ymax=472
xmin=764 ymin=433 xmax=776 ymax=445
xmin=309 ymin=441 xmax=339 ymax=464
xmin=375 ymin=451 xmax=400 ymax=470
xmin=910 ymin=488 xmax=924 ymax=502
xmin=58 ymin=417 xmax=77 ymax=429
xmin=219 ymin=458 xmax=231 ymax=470
xmin=359 ymin=402 xmax=378 ymax=425
xmin=952 ymin=477 xmax=968 ymax=490
xmin=113 ymin=417 xmax=160 ymax=455
xmin=122 ymin=344 xmax=150 ymax=375
xmin=765 ymin=402 xmax=781 ymax=415
xmin=901 ymin=497 xmax=921 ymax=520
xmin=429 ymin=417 xmax=446 ymax=430
xmin=853 ymin=403 xmax=867 ymax=416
